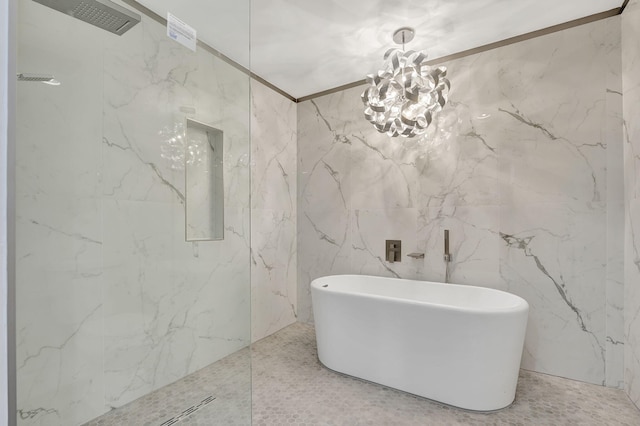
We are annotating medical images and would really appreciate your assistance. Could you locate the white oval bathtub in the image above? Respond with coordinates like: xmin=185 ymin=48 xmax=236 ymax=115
xmin=310 ymin=274 xmax=529 ymax=411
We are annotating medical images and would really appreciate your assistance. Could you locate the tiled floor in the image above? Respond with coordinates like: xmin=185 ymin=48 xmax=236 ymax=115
xmin=87 ymin=322 xmax=640 ymax=425
xmin=85 ymin=349 xmax=252 ymax=426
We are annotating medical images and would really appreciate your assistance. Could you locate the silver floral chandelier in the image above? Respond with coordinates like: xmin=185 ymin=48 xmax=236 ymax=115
xmin=361 ymin=27 xmax=450 ymax=138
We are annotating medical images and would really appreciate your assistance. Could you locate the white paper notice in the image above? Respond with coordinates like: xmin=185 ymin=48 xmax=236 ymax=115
xmin=167 ymin=12 xmax=197 ymax=52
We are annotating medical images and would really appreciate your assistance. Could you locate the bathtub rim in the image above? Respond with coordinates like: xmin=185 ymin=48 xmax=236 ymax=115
xmin=310 ymin=274 xmax=529 ymax=315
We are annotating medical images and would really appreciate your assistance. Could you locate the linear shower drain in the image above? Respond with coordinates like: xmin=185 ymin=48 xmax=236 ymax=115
xmin=159 ymin=395 xmax=216 ymax=425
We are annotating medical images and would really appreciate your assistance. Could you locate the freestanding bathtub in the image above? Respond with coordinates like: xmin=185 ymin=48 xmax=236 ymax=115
xmin=311 ymin=274 xmax=529 ymax=411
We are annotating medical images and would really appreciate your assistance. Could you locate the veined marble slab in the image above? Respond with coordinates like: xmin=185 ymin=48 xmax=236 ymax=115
xmin=250 ymin=80 xmax=298 ymax=341
xmin=622 ymin=0 xmax=640 ymax=410
xmin=297 ymin=16 xmax=623 ymax=387
xmin=16 ymin=0 xmax=252 ymax=424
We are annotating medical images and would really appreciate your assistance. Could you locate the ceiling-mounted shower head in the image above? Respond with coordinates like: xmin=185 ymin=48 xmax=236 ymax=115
xmin=32 ymin=0 xmax=141 ymax=36
xmin=17 ymin=73 xmax=61 ymax=85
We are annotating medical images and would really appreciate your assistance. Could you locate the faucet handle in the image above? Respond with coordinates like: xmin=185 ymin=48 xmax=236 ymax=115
xmin=385 ymin=239 xmax=401 ymax=263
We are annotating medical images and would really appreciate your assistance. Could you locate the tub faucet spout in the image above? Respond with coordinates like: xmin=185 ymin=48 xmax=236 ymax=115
xmin=444 ymin=230 xmax=451 ymax=283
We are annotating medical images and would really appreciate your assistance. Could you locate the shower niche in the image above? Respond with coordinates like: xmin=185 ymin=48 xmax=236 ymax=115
xmin=185 ymin=118 xmax=224 ymax=241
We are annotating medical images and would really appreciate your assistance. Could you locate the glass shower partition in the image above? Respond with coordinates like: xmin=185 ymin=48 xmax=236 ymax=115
xmin=14 ymin=0 xmax=251 ymax=424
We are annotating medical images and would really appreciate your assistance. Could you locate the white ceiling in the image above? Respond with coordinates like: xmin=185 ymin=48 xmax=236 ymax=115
xmin=136 ymin=0 xmax=623 ymax=99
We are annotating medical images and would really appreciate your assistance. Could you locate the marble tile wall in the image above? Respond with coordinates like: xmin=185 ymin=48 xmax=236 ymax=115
xmin=16 ymin=0 xmax=253 ymax=424
xmin=297 ymin=17 xmax=624 ymax=388
xmin=13 ymin=0 xmax=637 ymax=423
xmin=16 ymin=2 xmax=106 ymax=423
xmin=622 ymin=0 xmax=640 ymax=409
xmin=606 ymin=15 xmax=625 ymax=390
xmin=250 ymin=80 xmax=297 ymax=342
xmin=0 ymin=0 xmax=10 ymax=420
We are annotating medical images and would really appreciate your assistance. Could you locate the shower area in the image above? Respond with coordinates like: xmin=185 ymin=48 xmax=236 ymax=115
xmin=14 ymin=0 xmax=253 ymax=424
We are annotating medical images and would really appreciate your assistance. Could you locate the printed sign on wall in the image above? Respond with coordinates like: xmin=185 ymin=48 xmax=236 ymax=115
xmin=167 ymin=12 xmax=197 ymax=52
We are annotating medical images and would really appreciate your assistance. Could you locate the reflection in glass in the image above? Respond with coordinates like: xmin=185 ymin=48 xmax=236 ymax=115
xmin=185 ymin=119 xmax=224 ymax=241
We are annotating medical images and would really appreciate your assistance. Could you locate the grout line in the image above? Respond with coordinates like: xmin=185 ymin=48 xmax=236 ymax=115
xmin=297 ymin=80 xmax=367 ymax=103
xmin=120 ymin=0 xmax=296 ymax=102
xmin=421 ymin=8 xmax=621 ymax=66
xmin=121 ymin=2 xmax=625 ymax=103
xmin=620 ymin=0 xmax=631 ymax=14
xmin=296 ymin=8 xmax=623 ymax=102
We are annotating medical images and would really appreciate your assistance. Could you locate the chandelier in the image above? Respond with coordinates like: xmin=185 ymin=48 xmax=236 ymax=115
xmin=361 ymin=27 xmax=450 ymax=138
xmin=159 ymin=122 xmax=207 ymax=170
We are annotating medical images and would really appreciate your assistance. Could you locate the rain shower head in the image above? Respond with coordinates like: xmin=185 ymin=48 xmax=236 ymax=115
xmin=33 ymin=0 xmax=141 ymax=35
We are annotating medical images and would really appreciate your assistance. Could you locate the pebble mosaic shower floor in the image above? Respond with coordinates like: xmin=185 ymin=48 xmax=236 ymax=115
xmin=86 ymin=322 xmax=640 ymax=425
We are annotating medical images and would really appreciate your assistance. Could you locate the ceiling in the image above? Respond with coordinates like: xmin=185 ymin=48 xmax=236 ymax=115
xmin=136 ymin=0 xmax=623 ymax=100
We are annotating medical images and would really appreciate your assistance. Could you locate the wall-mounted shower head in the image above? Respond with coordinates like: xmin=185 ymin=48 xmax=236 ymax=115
xmin=32 ymin=0 xmax=141 ymax=36
xmin=17 ymin=73 xmax=61 ymax=86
